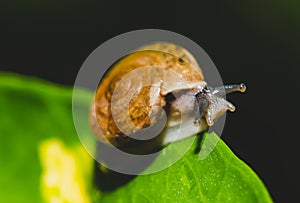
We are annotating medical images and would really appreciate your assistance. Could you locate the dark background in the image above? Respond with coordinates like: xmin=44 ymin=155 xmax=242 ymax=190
xmin=1 ymin=1 xmax=299 ymax=202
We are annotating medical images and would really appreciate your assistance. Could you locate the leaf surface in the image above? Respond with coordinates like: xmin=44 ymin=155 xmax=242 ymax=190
xmin=0 ymin=73 xmax=272 ymax=203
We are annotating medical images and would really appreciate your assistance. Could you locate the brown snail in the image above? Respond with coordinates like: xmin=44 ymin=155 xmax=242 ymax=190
xmin=90 ymin=42 xmax=246 ymax=149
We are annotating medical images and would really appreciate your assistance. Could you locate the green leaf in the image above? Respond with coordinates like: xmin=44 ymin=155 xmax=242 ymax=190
xmin=100 ymin=132 xmax=273 ymax=203
xmin=0 ymin=73 xmax=272 ymax=203
xmin=0 ymin=73 xmax=93 ymax=203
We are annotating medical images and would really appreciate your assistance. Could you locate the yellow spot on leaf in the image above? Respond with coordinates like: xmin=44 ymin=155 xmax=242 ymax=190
xmin=38 ymin=139 xmax=92 ymax=203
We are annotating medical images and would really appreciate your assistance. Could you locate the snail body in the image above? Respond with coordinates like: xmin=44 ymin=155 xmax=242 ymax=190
xmin=90 ymin=42 xmax=246 ymax=148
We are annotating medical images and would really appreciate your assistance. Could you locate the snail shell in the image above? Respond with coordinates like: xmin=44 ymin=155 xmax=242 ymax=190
xmin=90 ymin=42 xmax=246 ymax=148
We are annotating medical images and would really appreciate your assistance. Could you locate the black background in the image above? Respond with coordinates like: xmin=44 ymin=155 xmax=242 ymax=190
xmin=1 ymin=1 xmax=299 ymax=202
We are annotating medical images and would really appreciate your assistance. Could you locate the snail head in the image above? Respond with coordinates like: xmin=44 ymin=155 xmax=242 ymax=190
xmin=194 ymin=83 xmax=246 ymax=126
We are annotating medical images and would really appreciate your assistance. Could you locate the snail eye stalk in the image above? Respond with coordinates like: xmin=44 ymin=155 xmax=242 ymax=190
xmin=212 ymin=83 xmax=246 ymax=97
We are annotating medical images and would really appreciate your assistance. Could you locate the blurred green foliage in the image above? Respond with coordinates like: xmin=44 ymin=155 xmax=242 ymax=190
xmin=0 ymin=73 xmax=93 ymax=202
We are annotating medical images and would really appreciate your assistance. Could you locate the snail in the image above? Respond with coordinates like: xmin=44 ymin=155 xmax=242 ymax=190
xmin=90 ymin=42 xmax=246 ymax=150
